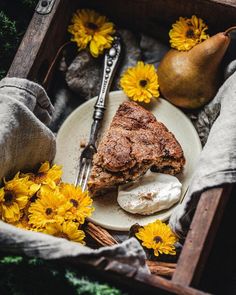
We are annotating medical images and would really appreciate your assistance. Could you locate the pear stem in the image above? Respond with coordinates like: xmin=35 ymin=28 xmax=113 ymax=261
xmin=224 ymin=26 xmax=236 ymax=36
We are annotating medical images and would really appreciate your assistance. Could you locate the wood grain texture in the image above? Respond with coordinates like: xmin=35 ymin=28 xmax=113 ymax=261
xmin=134 ymin=270 xmax=210 ymax=295
xmin=68 ymin=256 xmax=210 ymax=295
xmin=172 ymin=184 xmax=233 ymax=287
xmin=7 ymin=0 xmax=75 ymax=85
xmin=82 ymin=0 xmax=236 ymax=41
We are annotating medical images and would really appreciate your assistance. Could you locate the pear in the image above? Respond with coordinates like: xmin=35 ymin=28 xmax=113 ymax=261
xmin=157 ymin=27 xmax=236 ymax=109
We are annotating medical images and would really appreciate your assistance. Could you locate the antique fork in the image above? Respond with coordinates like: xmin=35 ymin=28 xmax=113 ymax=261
xmin=75 ymin=35 xmax=122 ymax=191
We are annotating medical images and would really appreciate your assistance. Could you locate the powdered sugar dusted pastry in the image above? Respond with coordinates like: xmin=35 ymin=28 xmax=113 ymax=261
xmin=88 ymin=101 xmax=185 ymax=196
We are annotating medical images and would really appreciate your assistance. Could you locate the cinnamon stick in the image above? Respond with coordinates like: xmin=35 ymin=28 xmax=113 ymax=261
xmin=85 ymin=222 xmax=118 ymax=247
xmin=146 ymin=260 xmax=177 ymax=268
xmin=146 ymin=260 xmax=176 ymax=277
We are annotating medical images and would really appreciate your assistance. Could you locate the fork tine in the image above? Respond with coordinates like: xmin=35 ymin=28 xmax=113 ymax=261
xmin=81 ymin=160 xmax=92 ymax=192
xmin=78 ymin=160 xmax=87 ymax=187
xmin=74 ymin=158 xmax=85 ymax=187
xmin=75 ymin=143 xmax=96 ymax=189
xmin=75 ymin=157 xmax=92 ymax=191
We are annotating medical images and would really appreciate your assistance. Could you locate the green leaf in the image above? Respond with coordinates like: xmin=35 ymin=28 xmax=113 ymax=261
xmin=66 ymin=271 xmax=124 ymax=295
xmin=0 ymin=256 xmax=23 ymax=265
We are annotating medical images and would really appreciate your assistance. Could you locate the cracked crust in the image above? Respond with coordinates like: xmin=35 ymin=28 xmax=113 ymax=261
xmin=88 ymin=101 xmax=185 ymax=196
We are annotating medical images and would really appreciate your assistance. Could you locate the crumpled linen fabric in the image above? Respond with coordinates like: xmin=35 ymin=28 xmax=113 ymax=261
xmin=0 ymin=221 xmax=148 ymax=274
xmin=169 ymin=68 xmax=236 ymax=238
xmin=0 ymin=77 xmax=148 ymax=275
xmin=0 ymin=77 xmax=56 ymax=179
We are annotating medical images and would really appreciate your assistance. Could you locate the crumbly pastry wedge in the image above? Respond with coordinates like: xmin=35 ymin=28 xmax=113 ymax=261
xmin=88 ymin=101 xmax=185 ymax=196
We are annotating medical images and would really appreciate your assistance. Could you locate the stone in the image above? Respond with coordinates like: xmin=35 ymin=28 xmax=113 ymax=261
xmin=64 ymin=29 xmax=142 ymax=99
xmin=65 ymin=50 xmax=102 ymax=100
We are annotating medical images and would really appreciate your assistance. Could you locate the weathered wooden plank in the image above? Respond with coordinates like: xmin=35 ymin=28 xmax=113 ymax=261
xmin=7 ymin=0 xmax=75 ymax=84
xmin=67 ymin=256 xmax=211 ymax=295
xmin=84 ymin=0 xmax=236 ymax=40
xmin=172 ymin=184 xmax=233 ymax=287
xmin=134 ymin=270 xmax=210 ymax=295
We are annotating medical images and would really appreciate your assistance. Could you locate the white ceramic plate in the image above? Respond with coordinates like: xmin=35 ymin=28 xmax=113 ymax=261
xmin=55 ymin=91 xmax=202 ymax=231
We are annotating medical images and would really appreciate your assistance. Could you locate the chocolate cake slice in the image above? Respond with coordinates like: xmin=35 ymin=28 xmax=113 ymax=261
xmin=88 ymin=101 xmax=185 ymax=196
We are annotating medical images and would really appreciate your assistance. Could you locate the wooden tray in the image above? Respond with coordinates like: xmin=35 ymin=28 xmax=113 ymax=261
xmin=7 ymin=0 xmax=235 ymax=293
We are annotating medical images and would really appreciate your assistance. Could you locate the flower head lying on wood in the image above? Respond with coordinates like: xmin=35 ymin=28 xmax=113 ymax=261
xmin=135 ymin=220 xmax=178 ymax=257
xmin=120 ymin=61 xmax=160 ymax=104
xmin=0 ymin=162 xmax=94 ymax=244
xmin=169 ymin=15 xmax=209 ymax=51
xmin=68 ymin=9 xmax=115 ymax=57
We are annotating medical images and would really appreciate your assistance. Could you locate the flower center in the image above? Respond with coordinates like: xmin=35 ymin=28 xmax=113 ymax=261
xmin=4 ymin=191 xmax=15 ymax=205
xmin=45 ymin=208 xmax=53 ymax=215
xmin=70 ymin=199 xmax=79 ymax=208
xmin=86 ymin=22 xmax=98 ymax=31
xmin=153 ymin=236 xmax=163 ymax=243
xmin=186 ymin=28 xmax=195 ymax=39
xmin=139 ymin=79 xmax=148 ymax=87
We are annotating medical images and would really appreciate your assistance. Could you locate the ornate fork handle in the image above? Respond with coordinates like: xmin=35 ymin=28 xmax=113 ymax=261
xmin=88 ymin=35 xmax=122 ymax=147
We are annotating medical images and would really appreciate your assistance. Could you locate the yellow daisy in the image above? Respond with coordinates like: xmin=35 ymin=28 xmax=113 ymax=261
xmin=120 ymin=61 xmax=160 ymax=103
xmin=44 ymin=221 xmax=85 ymax=244
xmin=28 ymin=188 xmax=66 ymax=228
xmin=135 ymin=220 xmax=178 ymax=257
xmin=59 ymin=183 xmax=94 ymax=224
xmin=0 ymin=174 xmax=40 ymax=223
xmin=169 ymin=15 xmax=209 ymax=51
xmin=14 ymin=214 xmax=33 ymax=231
xmin=25 ymin=161 xmax=62 ymax=190
xmin=68 ymin=9 xmax=115 ymax=57
xmin=15 ymin=218 xmax=44 ymax=233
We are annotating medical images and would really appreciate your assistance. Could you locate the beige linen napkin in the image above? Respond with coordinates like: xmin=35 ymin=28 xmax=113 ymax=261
xmin=0 ymin=77 xmax=56 ymax=179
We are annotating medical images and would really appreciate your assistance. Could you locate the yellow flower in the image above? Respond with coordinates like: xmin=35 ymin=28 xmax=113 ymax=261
xmin=120 ymin=61 xmax=159 ymax=103
xmin=169 ymin=15 xmax=209 ymax=51
xmin=59 ymin=183 xmax=94 ymax=224
xmin=68 ymin=9 xmax=115 ymax=57
xmin=28 ymin=188 xmax=65 ymax=228
xmin=14 ymin=214 xmax=33 ymax=231
xmin=25 ymin=161 xmax=62 ymax=190
xmin=15 ymin=218 xmax=44 ymax=233
xmin=44 ymin=221 xmax=85 ymax=244
xmin=135 ymin=220 xmax=178 ymax=257
xmin=0 ymin=174 xmax=40 ymax=223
